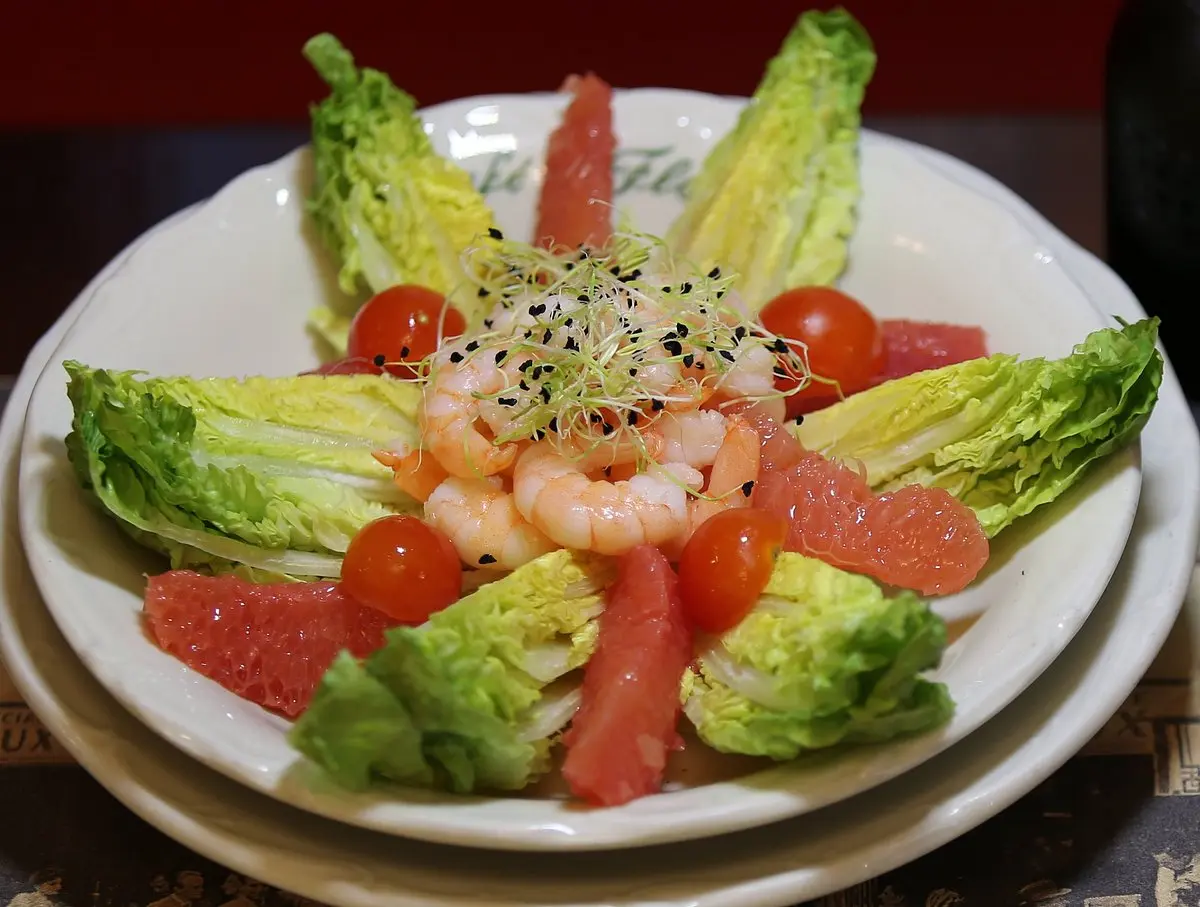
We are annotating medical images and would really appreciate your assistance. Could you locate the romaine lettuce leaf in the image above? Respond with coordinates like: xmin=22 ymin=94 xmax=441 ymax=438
xmin=304 ymin=33 xmax=498 ymax=329
xmin=683 ymin=552 xmax=952 ymax=760
xmin=665 ymin=9 xmax=876 ymax=308
xmin=64 ymin=362 xmax=424 ymax=579
xmin=793 ymin=318 xmax=1163 ymax=536
xmin=291 ymin=550 xmax=615 ymax=792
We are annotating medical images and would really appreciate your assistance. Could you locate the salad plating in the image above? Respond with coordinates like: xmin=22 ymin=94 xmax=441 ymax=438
xmin=63 ymin=8 xmax=1163 ymax=808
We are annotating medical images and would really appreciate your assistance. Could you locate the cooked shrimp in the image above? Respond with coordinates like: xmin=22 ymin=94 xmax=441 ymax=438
xmin=711 ymin=342 xmax=786 ymax=423
xmin=659 ymin=415 xmax=761 ymax=561
xmin=373 ymin=449 xmax=449 ymax=503
xmin=656 ymin=409 xmax=729 ymax=468
xmin=686 ymin=414 xmax=761 ymax=531
xmin=513 ymin=441 xmax=692 ymax=555
xmin=421 ymin=342 xmax=519 ymax=479
xmin=425 ymin=476 xmax=558 ymax=571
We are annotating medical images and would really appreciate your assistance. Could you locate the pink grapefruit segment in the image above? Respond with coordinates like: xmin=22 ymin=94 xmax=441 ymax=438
xmin=743 ymin=410 xmax=988 ymax=596
xmin=879 ymin=319 xmax=988 ymax=380
xmin=534 ymin=73 xmax=615 ymax=252
xmin=561 ymin=545 xmax=693 ymax=807
xmin=144 ymin=571 xmax=398 ymax=717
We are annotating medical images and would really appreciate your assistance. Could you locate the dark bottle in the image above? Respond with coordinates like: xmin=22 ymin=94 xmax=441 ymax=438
xmin=1105 ymin=0 xmax=1200 ymax=396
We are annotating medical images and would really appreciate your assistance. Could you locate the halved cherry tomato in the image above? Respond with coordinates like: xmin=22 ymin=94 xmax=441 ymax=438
xmin=347 ymin=285 xmax=466 ymax=378
xmin=759 ymin=287 xmax=884 ymax=417
xmin=341 ymin=515 xmax=462 ymax=623
xmin=677 ymin=509 xmax=789 ymax=634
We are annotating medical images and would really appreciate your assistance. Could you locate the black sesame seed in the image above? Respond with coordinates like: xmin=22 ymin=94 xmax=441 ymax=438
xmin=528 ymin=303 xmax=547 ymax=317
xmin=661 ymin=286 xmax=672 ymax=294
xmin=520 ymin=359 xmax=534 ymax=372
xmin=449 ymin=352 xmax=464 ymax=364
xmin=495 ymin=350 xmax=508 ymax=364
xmin=794 ymin=413 xmax=805 ymax=426
xmin=540 ymin=385 xmax=552 ymax=404
xmin=680 ymin=282 xmax=693 ymax=294
xmin=629 ymin=367 xmax=638 ymax=377
xmin=565 ymin=337 xmax=579 ymax=352
xmin=663 ymin=340 xmax=684 ymax=356
xmin=373 ymin=354 xmax=386 ymax=367
xmin=487 ymin=227 xmax=504 ymax=240
xmin=735 ymin=326 xmax=747 ymax=340
xmin=628 ymin=269 xmax=642 ymax=280
xmin=741 ymin=480 xmax=755 ymax=497
xmin=610 ymin=265 xmax=621 ymax=276
xmin=534 ymin=429 xmax=547 ymax=441
xmin=498 ymin=397 xmax=517 ymax=406
xmin=548 ymin=417 xmax=558 ymax=433
xmin=708 ymin=267 xmax=721 ymax=279
xmin=694 ymin=361 xmax=706 ymax=370
xmin=577 ymin=294 xmax=590 ymax=302
xmin=720 ymin=349 xmax=736 ymax=362
xmin=400 ymin=346 xmax=411 ymax=358
xmin=590 ymin=413 xmax=603 ymax=423
xmin=602 ymin=422 xmax=614 ymax=435
xmin=477 ymin=286 xmax=490 ymax=297
xmin=564 ymin=318 xmax=573 ymax=327
xmin=772 ymin=338 xmax=789 ymax=354
xmin=465 ymin=341 xmax=479 ymax=352
xmin=716 ymin=290 xmax=726 ymax=299
xmin=565 ymin=261 xmax=575 ymax=270
xmin=662 ymin=331 xmax=678 ymax=342
xmin=651 ymin=399 xmax=665 ymax=411
xmin=483 ymin=318 xmax=494 ymax=329
xmin=479 ymin=553 xmax=498 ymax=565
xmin=542 ymin=364 xmax=555 ymax=373
xmin=531 ymin=366 xmax=543 ymax=380
xmin=542 ymin=328 xmax=553 ymax=344
xmin=519 ymin=380 xmax=530 ymax=391
xmin=682 ymin=354 xmax=695 ymax=368
xmin=627 ymin=411 xmax=640 ymax=426
xmin=676 ymin=322 xmax=689 ymax=337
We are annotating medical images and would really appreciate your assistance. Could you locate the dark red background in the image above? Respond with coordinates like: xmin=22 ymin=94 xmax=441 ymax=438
xmin=4 ymin=0 xmax=1118 ymax=126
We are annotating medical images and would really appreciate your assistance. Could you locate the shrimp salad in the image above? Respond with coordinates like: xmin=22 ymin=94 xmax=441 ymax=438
xmin=63 ymin=9 xmax=1164 ymax=807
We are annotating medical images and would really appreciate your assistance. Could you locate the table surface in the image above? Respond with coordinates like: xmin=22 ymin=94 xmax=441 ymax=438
xmin=3 ymin=116 xmax=1198 ymax=907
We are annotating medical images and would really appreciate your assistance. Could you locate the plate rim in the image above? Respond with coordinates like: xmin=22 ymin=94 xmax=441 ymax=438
xmin=14 ymin=88 xmax=1145 ymax=851
xmin=0 ymin=117 xmax=1195 ymax=907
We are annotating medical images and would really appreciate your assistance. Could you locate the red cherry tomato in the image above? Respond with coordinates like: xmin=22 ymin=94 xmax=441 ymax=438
xmin=677 ymin=509 xmax=789 ymax=634
xmin=759 ymin=287 xmax=884 ymax=416
xmin=347 ymin=285 xmax=466 ymax=378
xmin=341 ymin=515 xmax=463 ymax=623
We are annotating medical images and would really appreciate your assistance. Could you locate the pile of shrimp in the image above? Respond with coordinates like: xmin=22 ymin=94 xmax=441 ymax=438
xmin=373 ymin=240 xmax=805 ymax=573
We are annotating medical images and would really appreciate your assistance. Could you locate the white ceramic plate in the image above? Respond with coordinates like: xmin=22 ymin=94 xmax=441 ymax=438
xmin=18 ymin=90 xmax=1142 ymax=850
xmin=0 ymin=133 xmax=1195 ymax=907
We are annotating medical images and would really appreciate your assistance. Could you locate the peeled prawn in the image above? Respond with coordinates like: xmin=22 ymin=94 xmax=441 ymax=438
xmin=656 ymin=409 xmax=729 ymax=468
xmin=374 ymin=449 xmax=449 ymax=503
xmin=685 ymin=414 xmax=761 ymax=531
xmin=711 ymin=343 xmax=786 ymax=423
xmin=513 ymin=442 xmax=691 ymax=555
xmin=425 ymin=476 xmax=557 ymax=571
xmin=659 ymin=414 xmax=761 ymax=560
xmin=421 ymin=342 xmax=519 ymax=479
